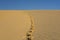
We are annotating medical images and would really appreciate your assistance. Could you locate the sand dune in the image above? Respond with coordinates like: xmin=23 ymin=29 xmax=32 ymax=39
xmin=0 ymin=11 xmax=31 ymax=40
xmin=30 ymin=10 xmax=60 ymax=40
xmin=0 ymin=10 xmax=60 ymax=40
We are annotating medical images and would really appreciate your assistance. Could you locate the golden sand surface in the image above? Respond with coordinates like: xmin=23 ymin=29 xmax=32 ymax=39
xmin=0 ymin=10 xmax=60 ymax=40
xmin=29 ymin=10 xmax=60 ymax=40
xmin=0 ymin=11 xmax=31 ymax=40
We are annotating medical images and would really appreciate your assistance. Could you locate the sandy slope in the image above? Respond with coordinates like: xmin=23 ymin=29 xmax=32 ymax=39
xmin=0 ymin=10 xmax=60 ymax=40
xmin=0 ymin=11 xmax=31 ymax=40
xmin=30 ymin=10 xmax=60 ymax=40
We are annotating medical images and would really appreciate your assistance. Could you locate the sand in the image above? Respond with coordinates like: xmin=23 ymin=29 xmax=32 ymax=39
xmin=30 ymin=10 xmax=60 ymax=40
xmin=0 ymin=11 xmax=31 ymax=40
xmin=0 ymin=10 xmax=60 ymax=40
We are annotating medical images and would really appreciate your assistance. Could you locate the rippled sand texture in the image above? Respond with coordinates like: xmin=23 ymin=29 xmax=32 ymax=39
xmin=29 ymin=10 xmax=60 ymax=40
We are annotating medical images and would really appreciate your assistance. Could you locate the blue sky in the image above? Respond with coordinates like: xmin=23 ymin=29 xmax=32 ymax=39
xmin=0 ymin=0 xmax=60 ymax=10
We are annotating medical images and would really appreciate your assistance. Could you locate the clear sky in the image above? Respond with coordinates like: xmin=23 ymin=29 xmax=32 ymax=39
xmin=0 ymin=0 xmax=60 ymax=10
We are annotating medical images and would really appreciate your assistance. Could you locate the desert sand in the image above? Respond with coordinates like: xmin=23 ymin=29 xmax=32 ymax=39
xmin=0 ymin=11 xmax=31 ymax=40
xmin=30 ymin=10 xmax=60 ymax=40
xmin=0 ymin=10 xmax=60 ymax=40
